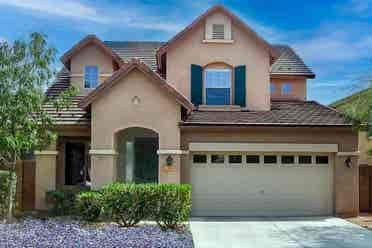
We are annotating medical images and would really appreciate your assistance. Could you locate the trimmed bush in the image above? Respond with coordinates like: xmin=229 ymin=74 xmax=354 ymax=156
xmin=102 ymin=183 xmax=157 ymax=227
xmin=102 ymin=183 xmax=192 ymax=229
xmin=0 ymin=171 xmax=9 ymax=220
xmin=46 ymin=190 xmax=78 ymax=216
xmin=152 ymin=184 xmax=192 ymax=230
xmin=75 ymin=191 xmax=103 ymax=221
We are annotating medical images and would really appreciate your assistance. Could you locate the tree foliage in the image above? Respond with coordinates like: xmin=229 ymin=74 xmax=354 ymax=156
xmin=0 ymin=33 xmax=77 ymax=222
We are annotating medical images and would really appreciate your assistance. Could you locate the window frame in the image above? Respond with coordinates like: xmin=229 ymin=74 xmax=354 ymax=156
xmin=315 ymin=155 xmax=329 ymax=165
xmin=246 ymin=155 xmax=260 ymax=165
xmin=281 ymin=155 xmax=295 ymax=166
xmin=228 ymin=154 xmax=243 ymax=164
xmin=84 ymin=65 xmax=99 ymax=89
xmin=192 ymin=154 xmax=207 ymax=164
xmin=211 ymin=154 xmax=225 ymax=164
xmin=299 ymin=155 xmax=312 ymax=165
xmin=203 ymin=67 xmax=233 ymax=105
xmin=264 ymin=155 xmax=278 ymax=165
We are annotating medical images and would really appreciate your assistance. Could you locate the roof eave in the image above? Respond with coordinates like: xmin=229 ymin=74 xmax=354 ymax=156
xmin=60 ymin=35 xmax=124 ymax=68
xmin=79 ymin=59 xmax=194 ymax=112
xmin=156 ymin=4 xmax=278 ymax=68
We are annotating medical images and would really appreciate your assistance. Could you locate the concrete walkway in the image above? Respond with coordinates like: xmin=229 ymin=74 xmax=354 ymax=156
xmin=190 ymin=217 xmax=372 ymax=248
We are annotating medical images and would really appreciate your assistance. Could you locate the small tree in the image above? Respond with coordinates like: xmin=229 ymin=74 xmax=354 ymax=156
xmin=0 ymin=33 xmax=77 ymax=223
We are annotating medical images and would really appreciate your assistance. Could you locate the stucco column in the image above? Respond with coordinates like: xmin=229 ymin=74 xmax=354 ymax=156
xmin=334 ymin=152 xmax=360 ymax=217
xmin=158 ymin=150 xmax=189 ymax=184
xmin=34 ymin=143 xmax=58 ymax=210
xmin=90 ymin=150 xmax=118 ymax=190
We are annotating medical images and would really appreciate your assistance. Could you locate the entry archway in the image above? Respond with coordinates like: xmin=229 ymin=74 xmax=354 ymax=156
xmin=115 ymin=127 xmax=159 ymax=183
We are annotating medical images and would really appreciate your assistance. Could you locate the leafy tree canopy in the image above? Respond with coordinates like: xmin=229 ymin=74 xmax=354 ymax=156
xmin=0 ymin=33 xmax=77 ymax=166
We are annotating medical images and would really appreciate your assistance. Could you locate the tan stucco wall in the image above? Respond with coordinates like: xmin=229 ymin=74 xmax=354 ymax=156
xmin=271 ymin=78 xmax=307 ymax=101
xmin=69 ymin=44 xmax=114 ymax=94
xmin=166 ymin=12 xmax=271 ymax=111
xmin=90 ymin=69 xmax=183 ymax=187
xmin=34 ymin=142 xmax=57 ymax=210
xmin=180 ymin=126 xmax=359 ymax=216
xmin=359 ymin=131 xmax=372 ymax=166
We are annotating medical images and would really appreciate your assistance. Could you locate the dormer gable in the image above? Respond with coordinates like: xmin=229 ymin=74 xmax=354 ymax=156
xmin=60 ymin=35 xmax=123 ymax=94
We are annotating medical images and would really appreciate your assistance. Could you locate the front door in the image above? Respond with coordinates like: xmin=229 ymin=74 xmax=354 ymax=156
xmin=134 ymin=138 xmax=158 ymax=183
xmin=65 ymin=142 xmax=86 ymax=185
xmin=360 ymin=166 xmax=372 ymax=212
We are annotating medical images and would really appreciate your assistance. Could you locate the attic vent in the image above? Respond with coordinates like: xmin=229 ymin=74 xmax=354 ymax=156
xmin=212 ymin=24 xmax=225 ymax=39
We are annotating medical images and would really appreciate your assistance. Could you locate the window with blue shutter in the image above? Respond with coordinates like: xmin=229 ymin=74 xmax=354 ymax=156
xmin=191 ymin=64 xmax=203 ymax=105
xmin=234 ymin=65 xmax=246 ymax=107
xmin=205 ymin=69 xmax=232 ymax=105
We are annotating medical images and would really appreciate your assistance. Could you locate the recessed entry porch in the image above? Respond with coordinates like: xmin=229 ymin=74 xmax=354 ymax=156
xmin=116 ymin=127 xmax=159 ymax=184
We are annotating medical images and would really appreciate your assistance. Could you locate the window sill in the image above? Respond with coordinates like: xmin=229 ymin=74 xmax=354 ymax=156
xmin=202 ymin=39 xmax=234 ymax=44
xmin=198 ymin=105 xmax=241 ymax=111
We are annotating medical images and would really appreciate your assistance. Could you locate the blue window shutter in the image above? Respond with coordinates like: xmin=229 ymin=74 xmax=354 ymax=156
xmin=234 ymin=65 xmax=246 ymax=107
xmin=191 ymin=64 xmax=203 ymax=105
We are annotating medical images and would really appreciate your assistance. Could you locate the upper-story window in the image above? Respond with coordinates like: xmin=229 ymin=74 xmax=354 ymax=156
xmin=204 ymin=68 xmax=232 ymax=105
xmin=281 ymin=83 xmax=292 ymax=94
xmin=84 ymin=65 xmax=99 ymax=88
xmin=212 ymin=24 xmax=225 ymax=39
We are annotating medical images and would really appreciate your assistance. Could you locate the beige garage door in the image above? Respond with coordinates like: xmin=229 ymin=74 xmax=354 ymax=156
xmin=190 ymin=153 xmax=334 ymax=217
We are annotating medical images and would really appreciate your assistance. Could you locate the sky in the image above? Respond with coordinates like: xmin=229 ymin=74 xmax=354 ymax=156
xmin=0 ymin=0 xmax=371 ymax=104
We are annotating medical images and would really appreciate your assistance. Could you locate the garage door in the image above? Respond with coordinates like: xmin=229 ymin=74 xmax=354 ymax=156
xmin=190 ymin=152 xmax=333 ymax=217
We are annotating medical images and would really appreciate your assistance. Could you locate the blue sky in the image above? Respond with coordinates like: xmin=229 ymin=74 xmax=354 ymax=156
xmin=0 ymin=0 xmax=371 ymax=104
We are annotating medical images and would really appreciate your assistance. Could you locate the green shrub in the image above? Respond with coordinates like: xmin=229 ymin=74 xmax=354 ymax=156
xmin=102 ymin=183 xmax=157 ymax=227
xmin=151 ymin=184 xmax=192 ymax=230
xmin=46 ymin=190 xmax=77 ymax=216
xmin=0 ymin=171 xmax=9 ymax=220
xmin=101 ymin=183 xmax=191 ymax=229
xmin=75 ymin=191 xmax=103 ymax=221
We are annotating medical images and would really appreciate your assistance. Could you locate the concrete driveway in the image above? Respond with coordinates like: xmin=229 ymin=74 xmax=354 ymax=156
xmin=190 ymin=217 xmax=372 ymax=248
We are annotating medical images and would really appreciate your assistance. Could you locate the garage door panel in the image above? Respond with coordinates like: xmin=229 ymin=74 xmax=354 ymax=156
xmin=190 ymin=154 xmax=333 ymax=217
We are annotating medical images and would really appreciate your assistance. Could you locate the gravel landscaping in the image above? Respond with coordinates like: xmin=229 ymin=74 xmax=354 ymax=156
xmin=0 ymin=218 xmax=194 ymax=248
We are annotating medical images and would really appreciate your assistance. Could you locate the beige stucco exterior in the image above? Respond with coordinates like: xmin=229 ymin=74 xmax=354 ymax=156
xmin=90 ymin=68 xmax=183 ymax=188
xmin=70 ymin=44 xmax=114 ymax=94
xmin=180 ymin=126 xmax=359 ymax=216
xmin=166 ymin=12 xmax=271 ymax=111
xmin=31 ymin=7 xmax=361 ymax=217
xmin=359 ymin=131 xmax=372 ymax=166
xmin=34 ymin=142 xmax=58 ymax=210
xmin=271 ymin=77 xmax=307 ymax=101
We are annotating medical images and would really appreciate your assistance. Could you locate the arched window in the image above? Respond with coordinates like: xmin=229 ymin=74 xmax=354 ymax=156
xmin=204 ymin=63 xmax=233 ymax=105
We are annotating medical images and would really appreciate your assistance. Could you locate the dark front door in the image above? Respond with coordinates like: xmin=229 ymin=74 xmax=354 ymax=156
xmin=360 ymin=166 xmax=372 ymax=212
xmin=65 ymin=142 xmax=86 ymax=185
xmin=134 ymin=138 xmax=158 ymax=183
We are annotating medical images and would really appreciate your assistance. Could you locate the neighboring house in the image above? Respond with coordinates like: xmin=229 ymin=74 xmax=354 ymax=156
xmin=331 ymin=88 xmax=372 ymax=212
xmin=32 ymin=5 xmax=360 ymax=217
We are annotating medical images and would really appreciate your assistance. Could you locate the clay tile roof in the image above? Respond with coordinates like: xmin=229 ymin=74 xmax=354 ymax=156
xmin=271 ymin=45 xmax=315 ymax=78
xmin=43 ymin=69 xmax=90 ymax=125
xmin=183 ymin=101 xmax=350 ymax=126
xmin=79 ymin=59 xmax=194 ymax=111
xmin=104 ymin=41 xmax=165 ymax=72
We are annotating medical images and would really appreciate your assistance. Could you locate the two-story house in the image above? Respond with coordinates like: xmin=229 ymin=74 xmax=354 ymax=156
xmin=34 ymin=5 xmax=359 ymax=217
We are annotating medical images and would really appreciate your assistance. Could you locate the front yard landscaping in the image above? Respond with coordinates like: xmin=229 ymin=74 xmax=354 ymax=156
xmin=0 ymin=217 xmax=194 ymax=248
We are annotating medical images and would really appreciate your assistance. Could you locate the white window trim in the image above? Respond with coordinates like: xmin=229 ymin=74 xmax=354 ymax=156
xmin=203 ymin=68 xmax=233 ymax=105
xmin=84 ymin=65 xmax=99 ymax=89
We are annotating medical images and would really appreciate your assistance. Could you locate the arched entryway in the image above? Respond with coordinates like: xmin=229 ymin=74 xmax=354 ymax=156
xmin=115 ymin=127 xmax=159 ymax=183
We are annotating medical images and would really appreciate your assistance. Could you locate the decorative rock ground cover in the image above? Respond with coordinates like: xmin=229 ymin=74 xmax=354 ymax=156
xmin=0 ymin=218 xmax=194 ymax=248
